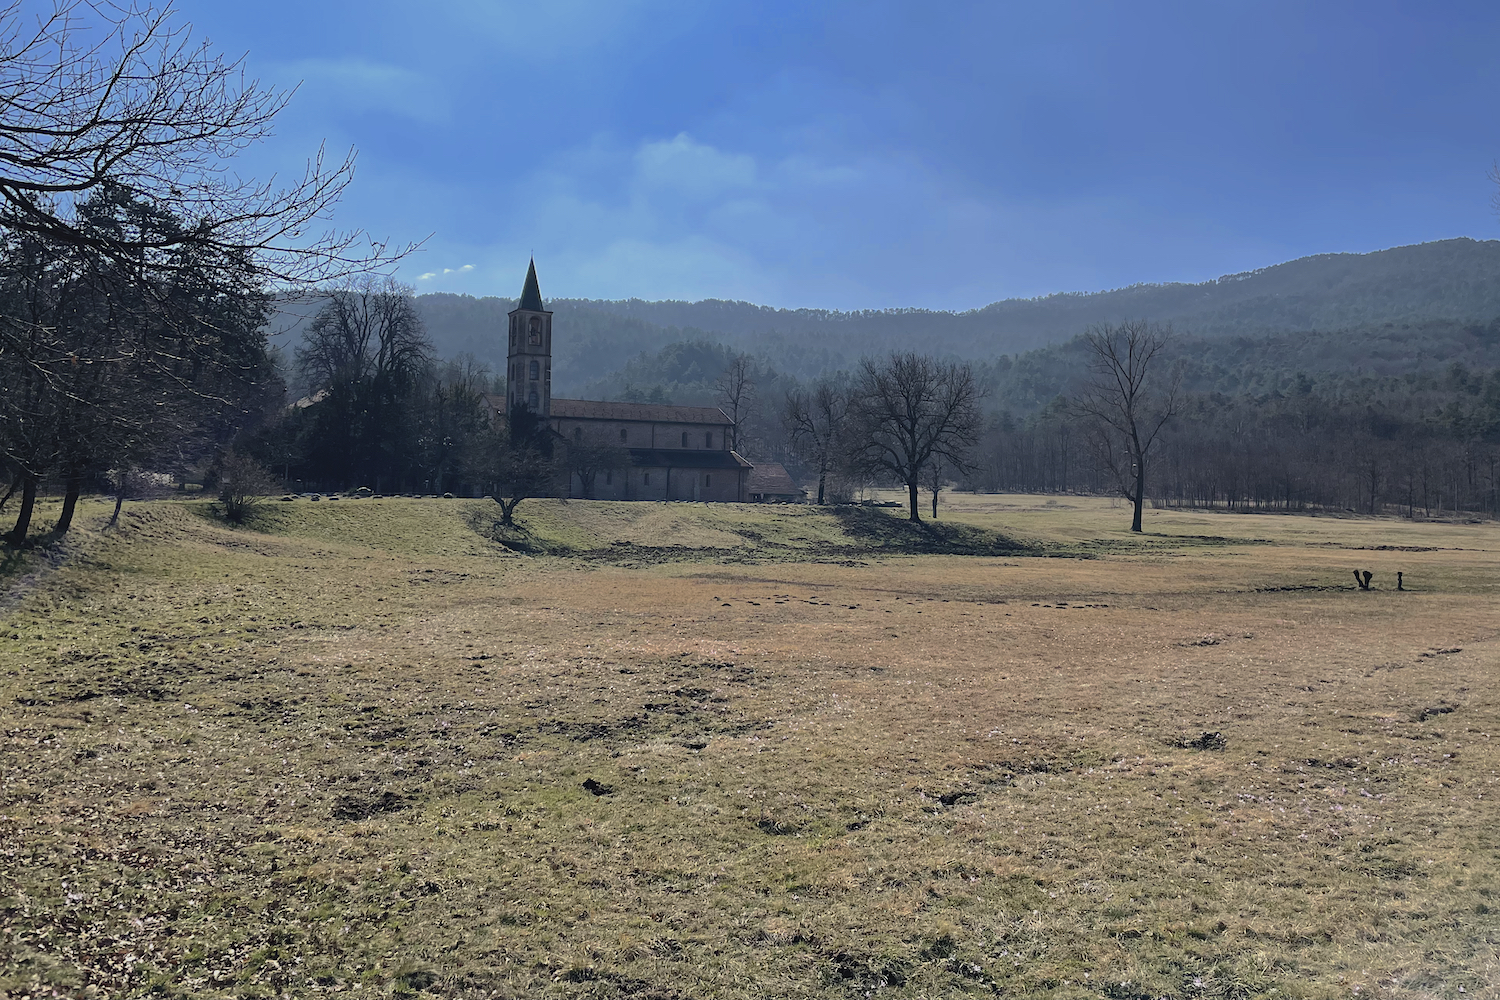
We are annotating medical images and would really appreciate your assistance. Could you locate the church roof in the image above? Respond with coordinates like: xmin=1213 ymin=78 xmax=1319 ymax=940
xmin=515 ymin=258 xmax=546 ymax=312
xmin=746 ymin=462 xmax=805 ymax=497
xmin=551 ymin=398 xmax=733 ymax=426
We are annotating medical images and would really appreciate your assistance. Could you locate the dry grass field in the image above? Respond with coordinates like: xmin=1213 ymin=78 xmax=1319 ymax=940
xmin=2 ymin=493 xmax=1497 ymax=999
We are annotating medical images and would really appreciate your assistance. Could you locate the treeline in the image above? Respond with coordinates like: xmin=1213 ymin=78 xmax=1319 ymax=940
xmin=0 ymin=3 xmax=415 ymax=546
xmin=249 ymin=282 xmax=500 ymax=496
xmin=0 ymin=185 xmax=279 ymax=542
xmin=973 ymin=364 xmax=1500 ymax=518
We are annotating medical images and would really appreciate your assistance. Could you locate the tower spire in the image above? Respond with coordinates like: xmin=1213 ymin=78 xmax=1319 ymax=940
xmin=518 ymin=257 xmax=544 ymax=311
xmin=507 ymin=259 xmax=553 ymax=417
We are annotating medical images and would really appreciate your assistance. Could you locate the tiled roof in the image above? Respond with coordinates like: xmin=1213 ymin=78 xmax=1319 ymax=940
xmin=551 ymin=398 xmax=732 ymax=425
xmin=746 ymin=462 xmax=804 ymax=496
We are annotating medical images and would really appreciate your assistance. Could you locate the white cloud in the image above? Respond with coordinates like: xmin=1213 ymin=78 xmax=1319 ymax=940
xmin=276 ymin=57 xmax=448 ymax=123
xmin=633 ymin=133 xmax=757 ymax=202
xmin=415 ymin=264 xmax=476 ymax=284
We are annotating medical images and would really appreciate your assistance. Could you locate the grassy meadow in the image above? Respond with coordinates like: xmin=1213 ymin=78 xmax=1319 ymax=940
xmin=1 ymin=493 xmax=1497 ymax=999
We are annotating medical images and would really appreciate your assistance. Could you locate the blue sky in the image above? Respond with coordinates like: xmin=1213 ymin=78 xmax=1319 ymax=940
xmin=180 ymin=0 xmax=1500 ymax=310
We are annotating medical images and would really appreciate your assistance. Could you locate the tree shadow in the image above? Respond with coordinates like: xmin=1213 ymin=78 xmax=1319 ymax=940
xmin=829 ymin=506 xmax=1037 ymax=556
xmin=461 ymin=506 xmax=560 ymax=554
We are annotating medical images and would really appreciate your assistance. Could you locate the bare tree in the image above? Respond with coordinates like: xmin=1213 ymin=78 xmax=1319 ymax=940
xmin=926 ymin=455 xmax=947 ymax=519
xmin=0 ymin=2 xmax=409 ymax=287
xmin=0 ymin=2 xmax=409 ymax=542
xmin=562 ymin=429 xmax=629 ymax=499
xmin=490 ymin=442 xmax=556 ymax=527
xmin=847 ymin=353 xmax=983 ymax=522
xmin=295 ymin=277 xmax=431 ymax=489
xmin=417 ymin=354 xmax=489 ymax=495
xmin=782 ymin=376 xmax=848 ymax=505
xmin=476 ymin=410 xmax=559 ymax=527
xmin=715 ymin=353 xmax=756 ymax=453
xmin=1072 ymin=319 xmax=1179 ymax=532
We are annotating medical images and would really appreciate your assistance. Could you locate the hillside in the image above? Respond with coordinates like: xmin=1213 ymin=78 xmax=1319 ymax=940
xmin=397 ymin=238 xmax=1500 ymax=392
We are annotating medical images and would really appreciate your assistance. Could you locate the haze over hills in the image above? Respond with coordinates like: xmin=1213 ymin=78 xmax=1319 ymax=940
xmin=262 ymin=238 xmax=1500 ymax=402
xmin=392 ymin=238 xmax=1500 ymax=394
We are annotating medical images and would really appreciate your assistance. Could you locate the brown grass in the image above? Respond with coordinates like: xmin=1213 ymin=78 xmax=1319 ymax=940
xmin=1 ymin=494 xmax=1497 ymax=999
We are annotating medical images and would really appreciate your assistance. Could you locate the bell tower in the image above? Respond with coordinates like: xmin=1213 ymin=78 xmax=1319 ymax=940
xmin=506 ymin=258 xmax=552 ymax=416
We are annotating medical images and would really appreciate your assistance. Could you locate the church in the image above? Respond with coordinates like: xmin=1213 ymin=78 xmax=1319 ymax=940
xmin=484 ymin=261 xmax=754 ymax=502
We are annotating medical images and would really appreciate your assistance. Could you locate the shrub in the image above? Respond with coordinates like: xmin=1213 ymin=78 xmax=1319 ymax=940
xmin=218 ymin=453 xmax=277 ymax=523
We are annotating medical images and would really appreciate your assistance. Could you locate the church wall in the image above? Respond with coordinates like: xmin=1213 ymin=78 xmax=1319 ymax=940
xmin=553 ymin=417 xmax=730 ymax=451
xmin=571 ymin=466 xmax=746 ymax=502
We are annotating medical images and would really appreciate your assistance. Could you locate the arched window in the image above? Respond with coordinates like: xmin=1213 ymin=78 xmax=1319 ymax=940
xmin=705 ymin=431 xmax=713 ymax=447
xmin=528 ymin=389 xmax=538 ymax=408
xmin=573 ymin=427 xmax=582 ymax=442
xmin=528 ymin=316 xmax=542 ymax=346
xmin=529 ymin=360 xmax=539 ymax=380
xmin=704 ymin=474 xmax=711 ymax=487
xmin=619 ymin=428 xmax=627 ymax=442
xmin=643 ymin=472 xmax=651 ymax=486
xmin=681 ymin=431 xmax=688 ymax=447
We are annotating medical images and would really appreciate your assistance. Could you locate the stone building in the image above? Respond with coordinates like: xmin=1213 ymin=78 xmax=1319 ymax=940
xmin=745 ymin=462 xmax=807 ymax=502
xmin=485 ymin=260 xmax=753 ymax=502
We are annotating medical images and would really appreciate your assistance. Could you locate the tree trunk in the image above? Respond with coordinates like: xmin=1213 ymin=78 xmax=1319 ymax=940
xmin=931 ymin=488 xmax=939 ymax=519
xmin=0 ymin=472 xmax=19 ymax=512
xmin=54 ymin=475 xmax=82 ymax=535
xmin=1131 ymin=462 xmax=1145 ymax=532
xmin=816 ymin=469 xmax=826 ymax=505
xmin=908 ymin=478 xmax=921 ymax=521
xmin=5 ymin=474 xmax=38 ymax=546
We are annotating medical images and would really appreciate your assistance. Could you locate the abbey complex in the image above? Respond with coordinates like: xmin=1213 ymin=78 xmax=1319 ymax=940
xmin=483 ymin=260 xmax=763 ymax=502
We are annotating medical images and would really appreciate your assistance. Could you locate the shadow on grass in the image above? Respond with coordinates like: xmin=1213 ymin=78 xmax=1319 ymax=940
xmin=829 ymin=506 xmax=1041 ymax=556
xmin=0 ymin=527 xmax=88 ymax=612
xmin=463 ymin=502 xmax=1047 ymax=564
xmin=1077 ymin=533 xmax=1276 ymax=554
xmin=462 ymin=506 xmax=565 ymax=555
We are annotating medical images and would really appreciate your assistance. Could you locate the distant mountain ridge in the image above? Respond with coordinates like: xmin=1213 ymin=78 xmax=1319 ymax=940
xmin=562 ymin=237 xmax=1500 ymax=347
xmin=266 ymin=238 xmax=1500 ymax=396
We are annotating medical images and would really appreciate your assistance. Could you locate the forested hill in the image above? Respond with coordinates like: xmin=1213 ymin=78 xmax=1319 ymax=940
xmin=403 ymin=238 xmax=1500 ymax=393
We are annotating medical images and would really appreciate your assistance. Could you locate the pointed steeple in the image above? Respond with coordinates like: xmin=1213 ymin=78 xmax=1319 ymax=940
xmin=518 ymin=257 xmax=544 ymax=311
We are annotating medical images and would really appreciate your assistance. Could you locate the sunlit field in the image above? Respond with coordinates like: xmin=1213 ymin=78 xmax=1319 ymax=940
xmin=2 ymin=494 xmax=1497 ymax=999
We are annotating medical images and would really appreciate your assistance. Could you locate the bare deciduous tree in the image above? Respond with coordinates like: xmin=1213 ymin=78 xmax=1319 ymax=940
xmin=715 ymin=353 xmax=755 ymax=453
xmin=1073 ymin=319 xmax=1179 ymax=532
xmin=417 ymin=354 xmax=489 ymax=495
xmin=295 ymin=278 xmax=431 ymax=490
xmin=562 ymin=429 xmax=629 ymax=499
xmin=782 ymin=376 xmax=848 ymax=505
xmin=297 ymin=278 xmax=430 ymax=392
xmin=926 ymin=455 xmax=947 ymax=519
xmin=847 ymin=353 xmax=983 ymax=522
xmin=0 ymin=2 xmax=411 ymax=543
xmin=477 ymin=408 xmax=559 ymax=527
xmin=0 ymin=2 xmax=409 ymax=286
